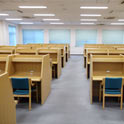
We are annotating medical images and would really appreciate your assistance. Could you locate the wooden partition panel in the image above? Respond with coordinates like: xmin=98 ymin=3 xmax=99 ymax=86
xmin=15 ymin=49 xmax=37 ymax=55
xmin=0 ymin=73 xmax=16 ymax=124
xmin=41 ymin=55 xmax=51 ymax=104
xmin=0 ymin=55 xmax=9 ymax=75
xmin=0 ymin=48 xmax=15 ymax=54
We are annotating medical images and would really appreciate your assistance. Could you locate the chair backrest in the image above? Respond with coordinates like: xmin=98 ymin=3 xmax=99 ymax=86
xmin=105 ymin=77 xmax=122 ymax=89
xmin=11 ymin=78 xmax=29 ymax=90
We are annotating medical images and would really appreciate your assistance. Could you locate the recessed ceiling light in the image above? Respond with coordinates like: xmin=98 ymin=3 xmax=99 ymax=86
xmin=80 ymin=6 xmax=108 ymax=9
xmin=0 ymin=14 xmax=9 ymax=16
xmin=19 ymin=6 xmax=47 ymax=9
xmin=20 ymin=22 xmax=34 ymax=24
xmin=118 ymin=19 xmax=124 ymax=21
xmin=111 ymin=23 xmax=124 ymax=25
xmin=80 ymin=19 xmax=97 ymax=21
xmin=80 ymin=14 xmax=101 ymax=17
xmin=43 ymin=19 xmax=60 ymax=21
xmin=80 ymin=22 xmax=95 ymax=25
xmin=6 ymin=18 xmax=23 ymax=21
xmin=34 ymin=14 xmax=55 ymax=16
xmin=50 ymin=22 xmax=64 ymax=25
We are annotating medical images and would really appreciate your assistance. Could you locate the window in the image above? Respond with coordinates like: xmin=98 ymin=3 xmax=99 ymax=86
xmin=8 ymin=25 xmax=16 ymax=46
xmin=49 ymin=29 xmax=71 ymax=44
xmin=76 ymin=29 xmax=97 ymax=47
xmin=102 ymin=30 xmax=124 ymax=44
xmin=23 ymin=29 xmax=44 ymax=44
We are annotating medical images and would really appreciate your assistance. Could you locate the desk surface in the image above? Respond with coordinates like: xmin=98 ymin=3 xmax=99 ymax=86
xmin=92 ymin=75 xmax=124 ymax=81
xmin=52 ymin=61 xmax=58 ymax=64
xmin=9 ymin=72 xmax=41 ymax=82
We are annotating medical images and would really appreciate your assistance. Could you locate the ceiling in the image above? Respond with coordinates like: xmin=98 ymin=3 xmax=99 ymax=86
xmin=0 ymin=0 xmax=124 ymax=25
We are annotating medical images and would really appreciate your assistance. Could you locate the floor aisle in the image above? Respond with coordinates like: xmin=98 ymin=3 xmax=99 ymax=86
xmin=16 ymin=56 xmax=124 ymax=124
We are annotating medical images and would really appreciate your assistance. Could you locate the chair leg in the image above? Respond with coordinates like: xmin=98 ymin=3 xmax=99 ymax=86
xmin=120 ymin=96 xmax=123 ymax=110
xmin=103 ymin=96 xmax=105 ymax=109
xmin=36 ymin=83 xmax=39 ymax=103
xmin=29 ymin=96 xmax=31 ymax=111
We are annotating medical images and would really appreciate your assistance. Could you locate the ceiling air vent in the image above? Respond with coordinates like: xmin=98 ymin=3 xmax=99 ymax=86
xmin=121 ymin=0 xmax=124 ymax=4
xmin=104 ymin=17 xmax=115 ymax=19
xmin=97 ymin=24 xmax=105 ymax=26
xmin=17 ymin=10 xmax=23 ymax=13
xmin=22 ymin=16 xmax=34 ymax=19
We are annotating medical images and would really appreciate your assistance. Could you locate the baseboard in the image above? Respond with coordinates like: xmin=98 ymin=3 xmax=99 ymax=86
xmin=70 ymin=54 xmax=83 ymax=56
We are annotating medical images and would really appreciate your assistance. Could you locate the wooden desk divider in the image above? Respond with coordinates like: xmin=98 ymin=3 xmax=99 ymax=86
xmin=0 ymin=73 xmax=16 ymax=124
xmin=84 ymin=47 xmax=115 ymax=68
xmin=50 ymin=47 xmax=66 ymax=68
xmin=0 ymin=48 xmax=15 ymax=54
xmin=37 ymin=48 xmax=61 ymax=78
xmin=90 ymin=55 xmax=124 ymax=104
xmin=0 ymin=55 xmax=9 ymax=75
xmin=15 ymin=49 xmax=37 ymax=55
xmin=86 ymin=49 xmax=109 ymax=79
xmin=6 ymin=55 xmax=51 ymax=105
xmin=86 ymin=49 xmax=124 ymax=79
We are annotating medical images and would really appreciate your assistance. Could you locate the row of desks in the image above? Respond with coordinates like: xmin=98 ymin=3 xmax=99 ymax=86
xmin=83 ymin=44 xmax=124 ymax=104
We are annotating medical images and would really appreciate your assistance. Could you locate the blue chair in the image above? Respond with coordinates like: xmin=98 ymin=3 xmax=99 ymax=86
xmin=102 ymin=77 xmax=123 ymax=110
xmin=11 ymin=78 xmax=32 ymax=111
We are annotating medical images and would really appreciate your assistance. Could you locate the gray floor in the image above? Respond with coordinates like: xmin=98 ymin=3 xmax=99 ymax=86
xmin=16 ymin=56 xmax=124 ymax=124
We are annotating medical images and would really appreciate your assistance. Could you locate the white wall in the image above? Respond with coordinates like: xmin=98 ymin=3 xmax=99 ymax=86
xmin=0 ymin=21 xmax=19 ymax=46
xmin=0 ymin=21 xmax=124 ymax=54
xmin=20 ymin=25 xmax=124 ymax=54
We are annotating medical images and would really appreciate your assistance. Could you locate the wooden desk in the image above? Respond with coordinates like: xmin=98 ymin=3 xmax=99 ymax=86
xmin=37 ymin=49 xmax=61 ymax=78
xmin=40 ymin=44 xmax=66 ymax=67
xmin=49 ymin=47 xmax=66 ymax=68
xmin=6 ymin=55 xmax=51 ymax=105
xmin=90 ymin=55 xmax=124 ymax=104
xmin=83 ymin=44 xmax=124 ymax=67
xmin=86 ymin=49 xmax=124 ymax=79
xmin=86 ymin=49 xmax=109 ymax=79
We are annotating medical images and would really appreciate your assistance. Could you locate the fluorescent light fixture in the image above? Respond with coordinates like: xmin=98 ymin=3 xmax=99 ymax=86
xmin=6 ymin=18 xmax=23 ymax=21
xmin=34 ymin=14 xmax=55 ymax=16
xmin=80 ymin=6 xmax=108 ymax=9
xmin=80 ymin=22 xmax=95 ymax=25
xmin=111 ymin=23 xmax=124 ymax=25
xmin=80 ymin=14 xmax=101 ymax=17
xmin=0 ymin=14 xmax=9 ymax=16
xmin=19 ymin=6 xmax=47 ymax=9
xmin=80 ymin=19 xmax=97 ymax=21
xmin=50 ymin=22 xmax=64 ymax=25
xmin=118 ymin=19 xmax=124 ymax=21
xmin=43 ymin=19 xmax=60 ymax=21
xmin=20 ymin=22 xmax=34 ymax=24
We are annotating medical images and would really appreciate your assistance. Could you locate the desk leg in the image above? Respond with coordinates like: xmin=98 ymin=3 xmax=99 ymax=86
xmin=90 ymin=79 xmax=93 ymax=104
xmin=86 ymin=64 xmax=90 ymax=79
xmin=84 ymin=57 xmax=86 ymax=68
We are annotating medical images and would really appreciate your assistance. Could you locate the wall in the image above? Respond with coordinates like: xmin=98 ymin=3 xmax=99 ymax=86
xmin=0 ymin=21 xmax=124 ymax=54
xmin=0 ymin=21 xmax=19 ymax=45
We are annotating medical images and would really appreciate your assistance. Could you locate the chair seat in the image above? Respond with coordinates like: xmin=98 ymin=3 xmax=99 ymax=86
xmin=105 ymin=89 xmax=121 ymax=94
xmin=13 ymin=90 xmax=29 ymax=95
